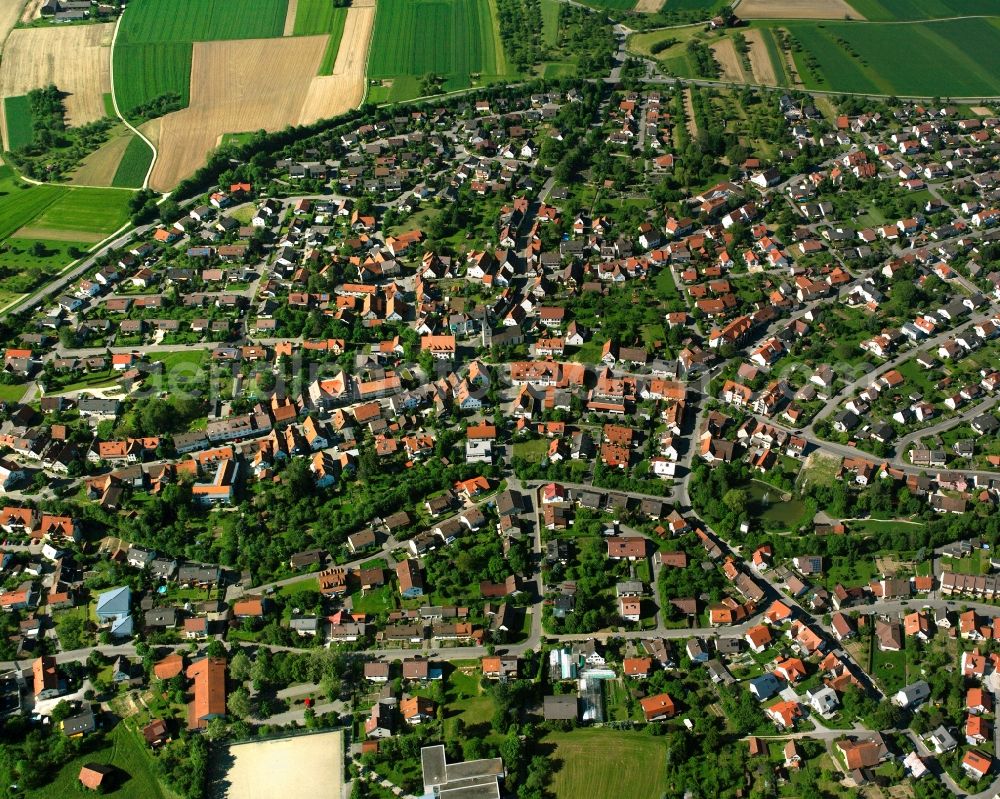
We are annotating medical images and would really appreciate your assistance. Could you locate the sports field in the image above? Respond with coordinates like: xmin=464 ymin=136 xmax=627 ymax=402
xmin=114 ymin=0 xmax=289 ymax=117
xmin=846 ymin=0 xmax=1000 ymax=20
xmin=224 ymin=731 xmax=344 ymax=799
xmin=544 ymin=729 xmax=670 ymax=799
xmin=784 ymin=18 xmax=1000 ymax=96
xmin=368 ymin=0 xmax=509 ymax=100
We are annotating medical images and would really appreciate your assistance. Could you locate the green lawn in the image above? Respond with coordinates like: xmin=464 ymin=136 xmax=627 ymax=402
xmin=33 ymin=722 xmax=177 ymax=799
xmin=4 ymin=95 xmax=35 ymax=150
xmin=0 ymin=238 xmax=91 ymax=296
xmin=0 ymin=383 xmax=27 ymax=403
xmin=512 ymin=438 xmax=550 ymax=463
xmin=349 ymin=584 xmax=397 ymax=615
xmin=871 ymin=644 xmax=907 ymax=695
xmin=848 ymin=519 xmax=926 ymax=536
xmin=543 ymin=729 xmax=670 ymax=799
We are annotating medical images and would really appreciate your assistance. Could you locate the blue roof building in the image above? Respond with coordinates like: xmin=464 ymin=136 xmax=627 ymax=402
xmin=95 ymin=586 xmax=132 ymax=638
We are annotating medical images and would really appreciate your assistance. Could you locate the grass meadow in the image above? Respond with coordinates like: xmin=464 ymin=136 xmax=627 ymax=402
xmin=32 ymin=722 xmax=177 ymax=799
xmin=113 ymin=42 xmax=193 ymax=118
xmin=543 ymin=729 xmax=670 ymax=799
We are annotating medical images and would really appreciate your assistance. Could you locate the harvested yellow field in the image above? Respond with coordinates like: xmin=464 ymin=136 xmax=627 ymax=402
xmin=70 ymin=130 xmax=131 ymax=185
xmin=283 ymin=0 xmax=298 ymax=35
xmin=0 ymin=22 xmax=112 ymax=146
xmin=744 ymin=29 xmax=777 ymax=85
xmin=711 ymin=38 xmax=743 ymax=83
xmin=736 ymin=0 xmax=864 ymax=18
xmin=633 ymin=0 xmax=663 ymax=12
xmin=18 ymin=0 xmax=41 ymax=24
xmin=298 ymin=4 xmax=374 ymax=125
xmin=0 ymin=0 xmax=24 ymax=46
xmin=148 ymin=35 xmax=329 ymax=191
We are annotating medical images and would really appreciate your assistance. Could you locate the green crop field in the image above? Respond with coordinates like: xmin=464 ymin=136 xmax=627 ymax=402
xmin=368 ymin=0 xmax=508 ymax=100
xmin=544 ymin=730 xmax=670 ymax=799
xmin=660 ymin=0 xmax=723 ymax=10
xmin=784 ymin=18 xmax=1000 ymax=96
xmin=113 ymin=42 xmax=193 ymax=118
xmin=4 ymin=95 xmax=34 ymax=151
xmin=846 ymin=0 xmax=1000 ymax=21
xmin=293 ymin=0 xmax=346 ymax=35
xmin=577 ymin=0 xmax=638 ymax=10
xmin=317 ymin=8 xmax=348 ymax=74
xmin=116 ymin=0 xmax=288 ymax=44
xmin=25 ymin=188 xmax=133 ymax=238
xmin=114 ymin=0 xmax=288 ymax=117
xmin=0 ymin=167 xmax=67 ymax=240
xmin=112 ymin=136 xmax=154 ymax=188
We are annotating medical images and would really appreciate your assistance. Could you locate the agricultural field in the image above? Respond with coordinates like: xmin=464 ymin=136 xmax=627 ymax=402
xmin=115 ymin=0 xmax=288 ymax=44
xmin=736 ymin=0 xmax=864 ymax=19
xmin=784 ymin=18 xmax=1000 ymax=96
xmin=147 ymin=35 xmax=329 ymax=190
xmin=113 ymin=0 xmax=289 ymax=117
xmin=70 ymin=130 xmax=134 ymax=186
xmin=21 ymin=187 xmax=132 ymax=241
xmin=3 ymin=95 xmax=32 ymax=150
xmin=292 ymin=0 xmax=347 ymax=35
xmin=0 ymin=23 xmax=113 ymax=149
xmin=112 ymin=136 xmax=155 ymax=188
xmin=846 ymin=0 xmax=1000 ymax=20
xmin=543 ymin=729 xmax=670 ymax=799
xmin=368 ymin=0 xmax=509 ymax=102
xmin=577 ymin=0 xmax=639 ymax=10
xmin=112 ymin=42 xmax=194 ymax=120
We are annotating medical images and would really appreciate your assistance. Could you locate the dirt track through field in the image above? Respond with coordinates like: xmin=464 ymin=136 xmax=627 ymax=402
xmin=283 ymin=0 xmax=298 ymax=35
xmin=70 ymin=131 xmax=131 ymax=185
xmin=0 ymin=23 xmax=112 ymax=147
xmin=148 ymin=35 xmax=331 ymax=191
xmin=744 ymin=29 xmax=777 ymax=85
xmin=633 ymin=0 xmax=663 ymax=12
xmin=18 ymin=0 xmax=41 ymax=24
xmin=682 ymin=88 xmax=698 ymax=139
xmin=737 ymin=0 xmax=864 ymax=18
xmin=711 ymin=38 xmax=743 ymax=83
xmin=298 ymin=4 xmax=374 ymax=125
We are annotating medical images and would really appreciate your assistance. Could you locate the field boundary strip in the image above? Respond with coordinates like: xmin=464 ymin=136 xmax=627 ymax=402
xmin=108 ymin=9 xmax=158 ymax=190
